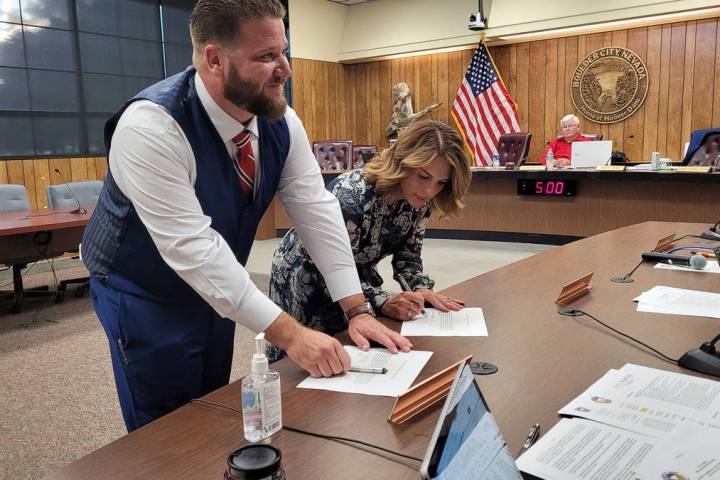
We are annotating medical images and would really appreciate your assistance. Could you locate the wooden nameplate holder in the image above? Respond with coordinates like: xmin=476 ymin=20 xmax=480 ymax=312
xmin=653 ymin=233 xmax=676 ymax=252
xmin=676 ymin=166 xmax=712 ymax=173
xmin=555 ymin=272 xmax=594 ymax=306
xmin=388 ymin=355 xmax=472 ymax=425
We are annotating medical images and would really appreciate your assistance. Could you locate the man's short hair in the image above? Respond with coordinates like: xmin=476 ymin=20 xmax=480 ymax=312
xmin=190 ymin=0 xmax=286 ymax=63
xmin=560 ymin=114 xmax=580 ymax=126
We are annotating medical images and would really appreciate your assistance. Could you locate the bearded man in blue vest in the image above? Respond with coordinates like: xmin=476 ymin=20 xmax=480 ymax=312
xmin=81 ymin=0 xmax=412 ymax=432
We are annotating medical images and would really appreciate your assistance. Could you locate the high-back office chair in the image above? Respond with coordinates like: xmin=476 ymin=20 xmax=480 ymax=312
xmin=46 ymin=180 xmax=103 ymax=299
xmin=46 ymin=180 xmax=102 ymax=209
xmin=496 ymin=132 xmax=532 ymax=167
xmin=312 ymin=141 xmax=352 ymax=171
xmin=682 ymin=130 xmax=720 ymax=167
xmin=0 ymin=184 xmax=31 ymax=212
xmin=0 ymin=184 xmax=58 ymax=312
xmin=581 ymin=133 xmax=603 ymax=141
xmin=351 ymin=145 xmax=377 ymax=169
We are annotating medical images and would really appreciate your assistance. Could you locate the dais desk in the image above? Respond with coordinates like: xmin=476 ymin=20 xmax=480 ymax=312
xmin=45 ymin=221 xmax=720 ymax=479
xmin=265 ymin=170 xmax=719 ymax=241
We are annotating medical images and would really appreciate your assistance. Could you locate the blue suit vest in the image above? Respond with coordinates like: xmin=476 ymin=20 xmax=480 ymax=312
xmin=82 ymin=67 xmax=289 ymax=303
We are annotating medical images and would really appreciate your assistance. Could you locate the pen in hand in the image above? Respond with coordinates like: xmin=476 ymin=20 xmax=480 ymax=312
xmin=517 ymin=423 xmax=540 ymax=457
xmin=397 ymin=276 xmax=426 ymax=317
xmin=349 ymin=366 xmax=387 ymax=374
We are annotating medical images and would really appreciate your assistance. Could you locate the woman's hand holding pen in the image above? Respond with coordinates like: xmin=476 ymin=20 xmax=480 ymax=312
xmin=415 ymin=288 xmax=465 ymax=312
xmin=381 ymin=292 xmax=426 ymax=321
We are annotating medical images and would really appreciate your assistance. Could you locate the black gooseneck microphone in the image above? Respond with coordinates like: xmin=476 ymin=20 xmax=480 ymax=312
xmin=701 ymin=220 xmax=720 ymax=241
xmin=678 ymin=333 xmax=720 ymax=377
xmin=53 ymin=168 xmax=87 ymax=215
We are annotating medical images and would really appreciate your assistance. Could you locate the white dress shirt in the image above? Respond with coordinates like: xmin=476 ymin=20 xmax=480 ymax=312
xmin=108 ymin=73 xmax=361 ymax=332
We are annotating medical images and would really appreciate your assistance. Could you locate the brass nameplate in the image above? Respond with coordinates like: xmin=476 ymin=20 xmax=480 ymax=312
xmin=555 ymin=272 xmax=594 ymax=306
xmin=519 ymin=165 xmax=546 ymax=171
xmin=388 ymin=356 xmax=472 ymax=425
xmin=676 ymin=166 xmax=712 ymax=173
xmin=596 ymin=165 xmax=626 ymax=171
xmin=653 ymin=233 xmax=676 ymax=252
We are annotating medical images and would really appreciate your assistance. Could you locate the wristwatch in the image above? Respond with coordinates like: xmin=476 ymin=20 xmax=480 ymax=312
xmin=343 ymin=301 xmax=376 ymax=323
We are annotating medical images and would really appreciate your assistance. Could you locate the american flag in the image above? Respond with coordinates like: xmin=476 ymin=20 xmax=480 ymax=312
xmin=452 ymin=44 xmax=520 ymax=166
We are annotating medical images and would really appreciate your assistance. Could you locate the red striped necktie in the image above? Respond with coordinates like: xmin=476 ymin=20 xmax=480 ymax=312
xmin=232 ymin=130 xmax=255 ymax=200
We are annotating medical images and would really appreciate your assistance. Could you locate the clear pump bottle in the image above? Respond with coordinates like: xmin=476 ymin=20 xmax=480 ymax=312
xmin=241 ymin=333 xmax=282 ymax=442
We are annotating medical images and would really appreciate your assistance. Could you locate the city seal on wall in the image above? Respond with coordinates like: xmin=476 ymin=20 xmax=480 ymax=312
xmin=570 ymin=47 xmax=648 ymax=124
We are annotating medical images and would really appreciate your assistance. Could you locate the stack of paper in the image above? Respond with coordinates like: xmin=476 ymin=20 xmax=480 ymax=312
xmin=517 ymin=364 xmax=720 ymax=479
xmin=635 ymin=285 xmax=720 ymax=318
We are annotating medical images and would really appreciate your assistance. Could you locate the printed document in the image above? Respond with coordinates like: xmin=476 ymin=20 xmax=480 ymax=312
xmin=558 ymin=363 xmax=720 ymax=438
xmin=401 ymin=307 xmax=488 ymax=336
xmin=297 ymin=346 xmax=432 ymax=397
xmin=516 ymin=417 xmax=657 ymax=480
xmin=635 ymin=286 xmax=720 ymax=319
xmin=633 ymin=423 xmax=720 ymax=479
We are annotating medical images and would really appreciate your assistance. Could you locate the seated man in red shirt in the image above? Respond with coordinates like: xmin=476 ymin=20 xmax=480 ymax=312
xmin=541 ymin=114 xmax=591 ymax=167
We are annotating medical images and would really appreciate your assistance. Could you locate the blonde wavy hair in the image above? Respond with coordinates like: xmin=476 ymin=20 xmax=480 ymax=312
xmin=364 ymin=120 xmax=471 ymax=218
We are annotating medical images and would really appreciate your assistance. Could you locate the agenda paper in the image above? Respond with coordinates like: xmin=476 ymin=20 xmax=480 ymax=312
xmin=633 ymin=423 xmax=720 ymax=480
xmin=401 ymin=308 xmax=488 ymax=336
xmin=558 ymin=364 xmax=720 ymax=438
xmin=515 ymin=417 xmax=657 ymax=480
xmin=297 ymin=346 xmax=433 ymax=397
xmin=635 ymin=286 xmax=720 ymax=319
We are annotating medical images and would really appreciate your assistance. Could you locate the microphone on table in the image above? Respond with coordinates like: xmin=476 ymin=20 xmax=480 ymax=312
xmin=678 ymin=332 xmax=720 ymax=378
xmin=640 ymin=251 xmax=707 ymax=270
xmin=53 ymin=169 xmax=87 ymax=215
xmin=612 ymin=250 xmax=708 ymax=283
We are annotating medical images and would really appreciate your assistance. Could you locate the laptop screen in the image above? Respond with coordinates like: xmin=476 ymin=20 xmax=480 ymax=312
xmin=420 ymin=363 xmax=521 ymax=479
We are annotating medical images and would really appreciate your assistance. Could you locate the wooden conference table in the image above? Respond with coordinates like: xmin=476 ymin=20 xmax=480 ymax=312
xmin=0 ymin=206 xmax=92 ymax=312
xmin=46 ymin=221 xmax=720 ymax=479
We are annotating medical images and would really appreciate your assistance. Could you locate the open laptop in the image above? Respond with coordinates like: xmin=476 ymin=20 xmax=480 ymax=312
xmin=571 ymin=140 xmax=613 ymax=168
xmin=420 ymin=362 xmax=522 ymax=479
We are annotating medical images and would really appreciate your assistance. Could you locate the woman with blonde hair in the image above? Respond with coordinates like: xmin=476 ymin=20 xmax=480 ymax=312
xmin=267 ymin=120 xmax=472 ymax=360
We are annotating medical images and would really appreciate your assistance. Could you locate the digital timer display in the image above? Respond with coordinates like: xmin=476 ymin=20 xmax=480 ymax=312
xmin=517 ymin=179 xmax=577 ymax=197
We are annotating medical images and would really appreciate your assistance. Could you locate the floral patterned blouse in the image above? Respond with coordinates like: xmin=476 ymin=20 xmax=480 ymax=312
xmin=268 ymin=169 xmax=435 ymax=360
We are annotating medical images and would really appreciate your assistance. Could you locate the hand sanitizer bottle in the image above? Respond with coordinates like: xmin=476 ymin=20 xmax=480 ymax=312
xmin=242 ymin=333 xmax=282 ymax=442
xmin=546 ymin=149 xmax=554 ymax=170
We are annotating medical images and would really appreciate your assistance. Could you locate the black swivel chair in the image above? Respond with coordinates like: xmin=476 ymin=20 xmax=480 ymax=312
xmin=46 ymin=180 xmax=102 ymax=299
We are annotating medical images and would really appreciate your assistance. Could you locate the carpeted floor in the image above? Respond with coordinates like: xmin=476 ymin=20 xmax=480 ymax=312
xmin=0 ymin=262 xmax=260 ymax=480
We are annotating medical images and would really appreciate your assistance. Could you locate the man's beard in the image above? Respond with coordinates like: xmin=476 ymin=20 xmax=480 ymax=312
xmin=224 ymin=65 xmax=287 ymax=121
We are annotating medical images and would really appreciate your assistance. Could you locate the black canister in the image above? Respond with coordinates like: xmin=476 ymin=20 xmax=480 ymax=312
xmin=224 ymin=444 xmax=285 ymax=480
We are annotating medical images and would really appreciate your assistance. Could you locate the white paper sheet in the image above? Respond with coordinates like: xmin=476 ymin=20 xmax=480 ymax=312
xmin=635 ymin=286 xmax=720 ymax=319
xmin=296 ymin=346 xmax=433 ymax=397
xmin=516 ymin=418 xmax=657 ymax=480
xmin=633 ymin=423 xmax=720 ymax=479
xmin=654 ymin=261 xmax=720 ymax=274
xmin=400 ymin=307 xmax=488 ymax=336
xmin=558 ymin=364 xmax=720 ymax=438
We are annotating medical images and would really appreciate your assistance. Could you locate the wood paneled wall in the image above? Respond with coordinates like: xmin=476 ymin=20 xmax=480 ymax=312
xmin=293 ymin=17 xmax=720 ymax=164
xmin=3 ymin=18 xmax=719 ymax=204
xmin=0 ymin=157 xmax=107 ymax=209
